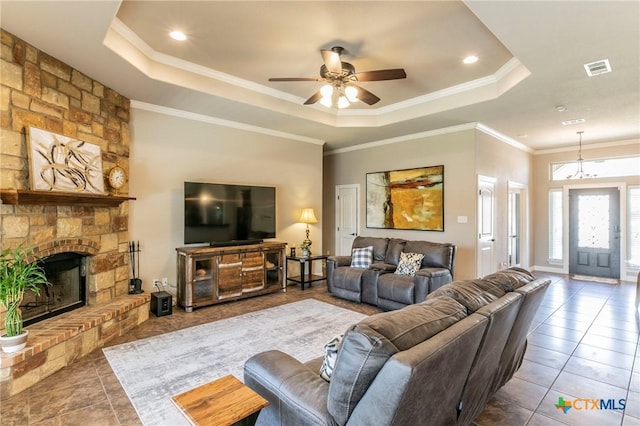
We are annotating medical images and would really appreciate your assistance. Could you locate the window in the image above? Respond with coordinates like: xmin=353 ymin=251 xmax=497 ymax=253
xmin=551 ymin=155 xmax=640 ymax=181
xmin=628 ymin=186 xmax=640 ymax=269
xmin=548 ymin=189 xmax=563 ymax=262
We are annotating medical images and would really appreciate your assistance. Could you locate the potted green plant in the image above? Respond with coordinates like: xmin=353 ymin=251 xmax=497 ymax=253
xmin=0 ymin=245 xmax=49 ymax=353
xmin=299 ymin=241 xmax=312 ymax=257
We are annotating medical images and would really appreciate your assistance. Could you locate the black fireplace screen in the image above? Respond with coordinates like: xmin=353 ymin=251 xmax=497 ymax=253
xmin=22 ymin=252 xmax=87 ymax=326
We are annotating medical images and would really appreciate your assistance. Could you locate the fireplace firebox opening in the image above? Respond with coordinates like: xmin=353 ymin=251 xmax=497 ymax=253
xmin=22 ymin=252 xmax=87 ymax=326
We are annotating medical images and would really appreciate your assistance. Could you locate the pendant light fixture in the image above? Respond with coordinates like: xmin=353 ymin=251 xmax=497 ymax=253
xmin=566 ymin=131 xmax=596 ymax=179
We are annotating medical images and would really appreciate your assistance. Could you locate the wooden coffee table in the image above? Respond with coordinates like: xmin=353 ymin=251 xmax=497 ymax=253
xmin=172 ymin=375 xmax=269 ymax=426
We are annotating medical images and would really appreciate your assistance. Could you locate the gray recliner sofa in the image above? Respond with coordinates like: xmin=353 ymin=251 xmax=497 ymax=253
xmin=326 ymin=236 xmax=456 ymax=310
xmin=244 ymin=267 xmax=550 ymax=426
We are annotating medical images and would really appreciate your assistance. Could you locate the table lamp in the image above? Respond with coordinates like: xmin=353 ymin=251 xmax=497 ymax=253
xmin=298 ymin=208 xmax=318 ymax=249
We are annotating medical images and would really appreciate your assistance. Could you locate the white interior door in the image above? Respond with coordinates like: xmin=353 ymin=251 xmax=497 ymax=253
xmin=335 ymin=184 xmax=359 ymax=255
xmin=477 ymin=176 xmax=496 ymax=277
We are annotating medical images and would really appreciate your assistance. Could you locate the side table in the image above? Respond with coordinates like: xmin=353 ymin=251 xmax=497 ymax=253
xmin=172 ymin=374 xmax=269 ymax=426
xmin=286 ymin=255 xmax=328 ymax=290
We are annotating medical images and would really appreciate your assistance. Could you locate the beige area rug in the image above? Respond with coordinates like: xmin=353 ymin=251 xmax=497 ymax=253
xmin=572 ymin=274 xmax=619 ymax=284
xmin=103 ymin=299 xmax=367 ymax=426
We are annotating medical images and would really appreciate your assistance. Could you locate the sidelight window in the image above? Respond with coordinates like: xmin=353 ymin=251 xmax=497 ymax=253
xmin=628 ymin=185 xmax=640 ymax=269
xmin=548 ymin=189 xmax=563 ymax=262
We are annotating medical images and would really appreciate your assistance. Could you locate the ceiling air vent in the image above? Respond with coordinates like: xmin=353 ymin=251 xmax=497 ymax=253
xmin=562 ymin=118 xmax=586 ymax=126
xmin=584 ymin=59 xmax=611 ymax=77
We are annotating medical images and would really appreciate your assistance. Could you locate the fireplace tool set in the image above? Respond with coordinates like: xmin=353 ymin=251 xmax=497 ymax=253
xmin=129 ymin=241 xmax=143 ymax=294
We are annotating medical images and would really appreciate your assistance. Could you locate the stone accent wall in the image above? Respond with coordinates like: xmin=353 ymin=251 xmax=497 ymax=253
xmin=0 ymin=29 xmax=133 ymax=329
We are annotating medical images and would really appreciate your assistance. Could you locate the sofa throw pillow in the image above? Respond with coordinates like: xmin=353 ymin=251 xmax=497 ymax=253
xmin=320 ymin=334 xmax=342 ymax=382
xmin=350 ymin=246 xmax=373 ymax=269
xmin=394 ymin=252 xmax=424 ymax=276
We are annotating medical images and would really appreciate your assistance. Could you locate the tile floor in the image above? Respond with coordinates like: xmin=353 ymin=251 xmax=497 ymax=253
xmin=0 ymin=272 xmax=638 ymax=426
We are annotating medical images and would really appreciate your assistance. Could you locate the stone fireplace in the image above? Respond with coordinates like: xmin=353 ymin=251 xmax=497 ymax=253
xmin=0 ymin=29 xmax=150 ymax=400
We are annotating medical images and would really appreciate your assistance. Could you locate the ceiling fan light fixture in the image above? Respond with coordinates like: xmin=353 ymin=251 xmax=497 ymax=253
xmin=320 ymin=84 xmax=333 ymax=98
xmin=320 ymin=96 xmax=332 ymax=108
xmin=337 ymin=95 xmax=350 ymax=109
xmin=345 ymin=85 xmax=358 ymax=102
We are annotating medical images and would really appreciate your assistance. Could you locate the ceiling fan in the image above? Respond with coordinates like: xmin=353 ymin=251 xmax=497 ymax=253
xmin=268 ymin=46 xmax=406 ymax=108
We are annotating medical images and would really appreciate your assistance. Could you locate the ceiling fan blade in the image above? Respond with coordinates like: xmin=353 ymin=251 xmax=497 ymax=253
xmin=269 ymin=77 xmax=320 ymax=82
xmin=354 ymin=69 xmax=407 ymax=81
xmin=354 ymin=85 xmax=381 ymax=105
xmin=321 ymin=49 xmax=342 ymax=74
xmin=304 ymin=91 xmax=322 ymax=105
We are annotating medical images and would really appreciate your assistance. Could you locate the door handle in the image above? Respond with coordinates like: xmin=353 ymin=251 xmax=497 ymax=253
xmin=350 ymin=233 xmax=357 ymax=236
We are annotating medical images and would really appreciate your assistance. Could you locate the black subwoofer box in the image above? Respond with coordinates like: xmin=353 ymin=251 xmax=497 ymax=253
xmin=151 ymin=291 xmax=172 ymax=317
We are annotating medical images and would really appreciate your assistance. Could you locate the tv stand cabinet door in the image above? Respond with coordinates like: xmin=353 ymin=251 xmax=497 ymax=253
xmin=264 ymin=248 xmax=284 ymax=289
xmin=242 ymin=251 xmax=265 ymax=292
xmin=217 ymin=253 xmax=243 ymax=299
xmin=184 ymin=255 xmax=216 ymax=310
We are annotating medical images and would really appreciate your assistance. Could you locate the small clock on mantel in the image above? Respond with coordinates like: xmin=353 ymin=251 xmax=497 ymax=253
xmin=107 ymin=161 xmax=127 ymax=196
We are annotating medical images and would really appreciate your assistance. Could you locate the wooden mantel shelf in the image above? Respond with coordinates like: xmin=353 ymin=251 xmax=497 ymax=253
xmin=0 ymin=189 xmax=135 ymax=207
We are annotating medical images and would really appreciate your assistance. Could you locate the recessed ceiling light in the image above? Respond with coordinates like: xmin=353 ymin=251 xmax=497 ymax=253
xmin=169 ymin=30 xmax=187 ymax=41
xmin=463 ymin=55 xmax=478 ymax=64
xmin=562 ymin=118 xmax=586 ymax=126
xmin=555 ymin=105 xmax=567 ymax=112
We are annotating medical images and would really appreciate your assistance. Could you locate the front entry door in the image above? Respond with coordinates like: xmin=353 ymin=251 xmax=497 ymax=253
xmin=568 ymin=187 xmax=620 ymax=278
xmin=335 ymin=185 xmax=359 ymax=256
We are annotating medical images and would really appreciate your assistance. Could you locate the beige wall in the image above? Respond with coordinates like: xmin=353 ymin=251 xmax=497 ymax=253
xmin=475 ymin=131 xmax=533 ymax=271
xmin=129 ymin=107 xmax=323 ymax=293
xmin=532 ymin=138 xmax=640 ymax=280
xmin=323 ymin=128 xmax=535 ymax=280
xmin=323 ymin=129 xmax=478 ymax=280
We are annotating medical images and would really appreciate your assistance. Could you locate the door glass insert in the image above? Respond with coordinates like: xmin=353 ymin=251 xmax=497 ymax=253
xmin=578 ymin=194 xmax=610 ymax=249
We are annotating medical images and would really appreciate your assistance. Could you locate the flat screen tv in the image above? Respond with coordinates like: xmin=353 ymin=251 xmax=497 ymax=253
xmin=184 ymin=182 xmax=276 ymax=246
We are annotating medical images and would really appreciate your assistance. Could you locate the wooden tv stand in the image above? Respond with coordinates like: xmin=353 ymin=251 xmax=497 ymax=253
xmin=176 ymin=241 xmax=286 ymax=312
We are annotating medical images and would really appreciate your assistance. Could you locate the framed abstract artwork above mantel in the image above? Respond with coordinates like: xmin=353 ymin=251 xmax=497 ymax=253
xmin=27 ymin=126 xmax=105 ymax=194
xmin=366 ymin=165 xmax=444 ymax=231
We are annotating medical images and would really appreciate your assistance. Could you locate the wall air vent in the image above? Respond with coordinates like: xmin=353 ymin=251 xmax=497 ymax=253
xmin=584 ymin=59 xmax=611 ymax=77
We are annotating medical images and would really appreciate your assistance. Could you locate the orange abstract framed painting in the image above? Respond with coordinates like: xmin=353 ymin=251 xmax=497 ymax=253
xmin=27 ymin=126 xmax=104 ymax=194
xmin=366 ymin=165 xmax=444 ymax=231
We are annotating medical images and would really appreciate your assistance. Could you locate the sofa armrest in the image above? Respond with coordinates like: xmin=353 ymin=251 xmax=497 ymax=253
xmin=370 ymin=262 xmax=397 ymax=272
xmin=327 ymin=256 xmax=352 ymax=292
xmin=327 ymin=256 xmax=352 ymax=267
xmin=414 ymin=268 xmax=453 ymax=298
xmin=244 ymin=350 xmax=333 ymax=426
xmin=413 ymin=273 xmax=430 ymax=303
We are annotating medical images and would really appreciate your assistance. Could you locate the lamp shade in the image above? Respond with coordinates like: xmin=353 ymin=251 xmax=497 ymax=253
xmin=298 ymin=208 xmax=318 ymax=224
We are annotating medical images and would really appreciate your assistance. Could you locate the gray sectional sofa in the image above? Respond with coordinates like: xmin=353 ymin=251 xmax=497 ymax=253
xmin=326 ymin=236 xmax=456 ymax=310
xmin=244 ymin=267 xmax=550 ymax=426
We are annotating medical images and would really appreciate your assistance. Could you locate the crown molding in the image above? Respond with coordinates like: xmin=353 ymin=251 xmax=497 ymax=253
xmin=108 ymin=19 xmax=529 ymax=129
xmin=131 ymin=100 xmax=325 ymax=145
xmin=534 ymin=138 xmax=640 ymax=155
xmin=324 ymin=123 xmax=478 ymax=155
xmin=325 ymin=122 xmax=534 ymax=156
